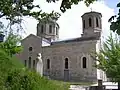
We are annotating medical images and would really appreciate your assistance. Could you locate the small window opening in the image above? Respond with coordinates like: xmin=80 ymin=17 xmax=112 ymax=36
xmin=96 ymin=18 xmax=99 ymax=27
xmin=65 ymin=58 xmax=68 ymax=69
xmin=82 ymin=57 xmax=87 ymax=68
xmin=33 ymin=60 xmax=36 ymax=69
xmin=29 ymin=47 xmax=32 ymax=51
xmin=49 ymin=25 xmax=52 ymax=33
xmin=41 ymin=25 xmax=44 ymax=33
xmin=83 ymin=20 xmax=85 ymax=28
xmin=89 ymin=18 xmax=92 ymax=27
xmin=29 ymin=57 xmax=31 ymax=68
xmin=47 ymin=59 xmax=50 ymax=69
xmin=56 ymin=27 xmax=58 ymax=35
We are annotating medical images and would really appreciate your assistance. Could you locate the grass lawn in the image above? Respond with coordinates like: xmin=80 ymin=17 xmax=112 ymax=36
xmin=53 ymin=80 xmax=95 ymax=86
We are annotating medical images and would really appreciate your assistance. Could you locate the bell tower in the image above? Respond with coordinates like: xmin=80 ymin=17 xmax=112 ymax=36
xmin=36 ymin=19 xmax=59 ymax=42
xmin=81 ymin=11 xmax=102 ymax=37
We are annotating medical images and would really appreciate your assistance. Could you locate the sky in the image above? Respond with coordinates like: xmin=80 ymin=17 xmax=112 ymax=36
xmin=22 ymin=0 xmax=119 ymax=41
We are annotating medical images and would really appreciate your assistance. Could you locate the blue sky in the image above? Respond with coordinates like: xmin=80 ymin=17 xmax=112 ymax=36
xmin=105 ymin=0 xmax=119 ymax=13
xmin=21 ymin=0 xmax=118 ymax=41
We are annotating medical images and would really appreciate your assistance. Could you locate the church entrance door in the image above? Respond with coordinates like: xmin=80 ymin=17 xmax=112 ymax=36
xmin=64 ymin=69 xmax=69 ymax=81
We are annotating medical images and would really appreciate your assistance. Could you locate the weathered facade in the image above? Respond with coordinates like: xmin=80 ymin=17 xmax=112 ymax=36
xmin=17 ymin=11 xmax=107 ymax=82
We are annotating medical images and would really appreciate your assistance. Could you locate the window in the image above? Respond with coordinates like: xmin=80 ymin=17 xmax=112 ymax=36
xmin=56 ymin=29 xmax=58 ymax=35
xmin=47 ymin=59 xmax=50 ymax=69
xmin=65 ymin=58 xmax=68 ymax=69
xmin=33 ymin=60 xmax=36 ymax=69
xmin=29 ymin=47 xmax=32 ymax=51
xmin=83 ymin=20 xmax=85 ymax=28
xmin=49 ymin=25 xmax=52 ymax=33
xmin=41 ymin=25 xmax=44 ymax=33
xmin=29 ymin=57 xmax=31 ymax=68
xmin=89 ymin=18 xmax=92 ymax=27
xmin=24 ymin=60 xmax=27 ymax=66
xmin=82 ymin=57 xmax=87 ymax=68
xmin=96 ymin=18 xmax=99 ymax=27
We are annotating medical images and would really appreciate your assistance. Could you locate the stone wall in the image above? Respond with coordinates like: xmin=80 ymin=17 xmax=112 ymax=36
xmin=16 ymin=34 xmax=42 ymax=69
xmin=42 ymin=39 xmax=98 ymax=82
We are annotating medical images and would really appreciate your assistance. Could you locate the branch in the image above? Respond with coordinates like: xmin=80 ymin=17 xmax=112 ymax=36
xmin=0 ymin=13 xmax=5 ymax=18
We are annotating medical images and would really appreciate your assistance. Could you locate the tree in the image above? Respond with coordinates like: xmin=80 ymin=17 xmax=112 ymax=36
xmin=108 ymin=2 xmax=120 ymax=35
xmin=0 ymin=0 xmax=61 ymax=26
xmin=47 ymin=0 xmax=97 ymax=12
xmin=93 ymin=34 xmax=120 ymax=88
xmin=0 ymin=0 xmax=98 ymax=24
xmin=0 ymin=33 xmax=23 ymax=57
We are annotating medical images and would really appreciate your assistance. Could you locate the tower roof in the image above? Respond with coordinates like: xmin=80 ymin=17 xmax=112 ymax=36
xmin=38 ymin=19 xmax=60 ymax=28
xmin=81 ymin=11 xmax=102 ymax=17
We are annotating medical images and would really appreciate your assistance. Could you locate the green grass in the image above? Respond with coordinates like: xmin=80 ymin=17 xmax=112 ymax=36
xmin=53 ymin=80 xmax=94 ymax=86
xmin=69 ymin=81 xmax=95 ymax=86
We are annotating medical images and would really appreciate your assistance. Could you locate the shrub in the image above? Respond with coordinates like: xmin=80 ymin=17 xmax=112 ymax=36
xmin=0 ymin=49 xmax=69 ymax=90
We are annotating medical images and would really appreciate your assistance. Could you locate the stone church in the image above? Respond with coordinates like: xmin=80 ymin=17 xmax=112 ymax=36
xmin=16 ymin=11 xmax=107 ymax=82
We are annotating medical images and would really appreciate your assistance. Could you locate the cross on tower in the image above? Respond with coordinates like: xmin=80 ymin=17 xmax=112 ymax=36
xmin=90 ymin=8 xmax=93 ymax=12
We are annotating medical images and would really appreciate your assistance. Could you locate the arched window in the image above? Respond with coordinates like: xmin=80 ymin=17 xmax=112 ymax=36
xmin=33 ymin=60 xmax=36 ymax=69
xmin=56 ymin=27 xmax=58 ymax=35
xmin=29 ymin=47 xmax=32 ymax=51
xmin=96 ymin=18 xmax=99 ymax=27
xmin=82 ymin=57 xmax=87 ymax=68
xmin=29 ymin=57 xmax=31 ymax=68
xmin=47 ymin=59 xmax=50 ymax=69
xmin=65 ymin=58 xmax=68 ymax=69
xmin=89 ymin=18 xmax=92 ymax=27
xmin=49 ymin=25 xmax=52 ymax=33
xmin=83 ymin=20 xmax=85 ymax=28
xmin=41 ymin=25 xmax=44 ymax=33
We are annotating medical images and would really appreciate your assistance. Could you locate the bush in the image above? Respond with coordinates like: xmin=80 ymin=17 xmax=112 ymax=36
xmin=0 ymin=49 xmax=69 ymax=90
xmin=0 ymin=49 xmax=24 ymax=89
xmin=5 ymin=69 xmax=69 ymax=90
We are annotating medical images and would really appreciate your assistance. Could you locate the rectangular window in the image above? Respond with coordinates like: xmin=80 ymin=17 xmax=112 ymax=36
xmin=65 ymin=58 xmax=68 ymax=69
xmin=29 ymin=57 xmax=31 ymax=68
xmin=83 ymin=57 xmax=87 ymax=68
xmin=49 ymin=25 xmax=52 ymax=33
xmin=47 ymin=59 xmax=50 ymax=69
xmin=96 ymin=18 xmax=99 ymax=27
xmin=89 ymin=18 xmax=92 ymax=27
xmin=56 ymin=29 xmax=58 ymax=35
xmin=33 ymin=60 xmax=36 ymax=69
xmin=83 ymin=20 xmax=85 ymax=28
xmin=41 ymin=25 xmax=44 ymax=33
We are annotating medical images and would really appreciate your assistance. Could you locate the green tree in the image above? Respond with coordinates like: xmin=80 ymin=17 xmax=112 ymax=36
xmin=108 ymin=2 xmax=120 ymax=35
xmin=0 ymin=33 xmax=23 ymax=57
xmin=0 ymin=0 xmax=99 ymax=25
xmin=93 ymin=34 xmax=120 ymax=88
xmin=0 ymin=0 xmax=61 ymax=23
xmin=47 ymin=0 xmax=97 ymax=12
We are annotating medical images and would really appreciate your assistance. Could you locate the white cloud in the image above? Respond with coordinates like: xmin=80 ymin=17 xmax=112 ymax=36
xmin=24 ymin=0 xmax=115 ymax=41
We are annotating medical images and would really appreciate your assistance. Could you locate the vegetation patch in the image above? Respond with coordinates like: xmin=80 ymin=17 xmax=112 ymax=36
xmin=0 ymin=49 xmax=69 ymax=90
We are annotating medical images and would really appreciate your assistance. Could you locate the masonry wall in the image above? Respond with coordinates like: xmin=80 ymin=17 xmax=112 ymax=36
xmin=42 ymin=39 xmax=98 ymax=82
xmin=16 ymin=35 xmax=42 ymax=69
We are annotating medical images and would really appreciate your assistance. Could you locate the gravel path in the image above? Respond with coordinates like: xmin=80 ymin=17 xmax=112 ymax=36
xmin=69 ymin=85 xmax=89 ymax=90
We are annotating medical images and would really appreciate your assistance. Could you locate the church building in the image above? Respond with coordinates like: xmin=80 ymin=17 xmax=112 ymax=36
xmin=16 ymin=11 xmax=107 ymax=82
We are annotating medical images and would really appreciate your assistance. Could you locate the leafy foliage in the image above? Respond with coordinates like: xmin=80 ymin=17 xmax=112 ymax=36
xmin=47 ymin=0 xmax=97 ymax=12
xmin=0 ymin=0 xmax=61 ymax=25
xmin=108 ymin=2 xmax=120 ymax=35
xmin=0 ymin=33 xmax=23 ymax=57
xmin=94 ymin=34 xmax=120 ymax=82
xmin=0 ymin=49 xmax=24 ymax=89
xmin=5 ymin=69 xmax=69 ymax=90
xmin=0 ymin=49 xmax=69 ymax=90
